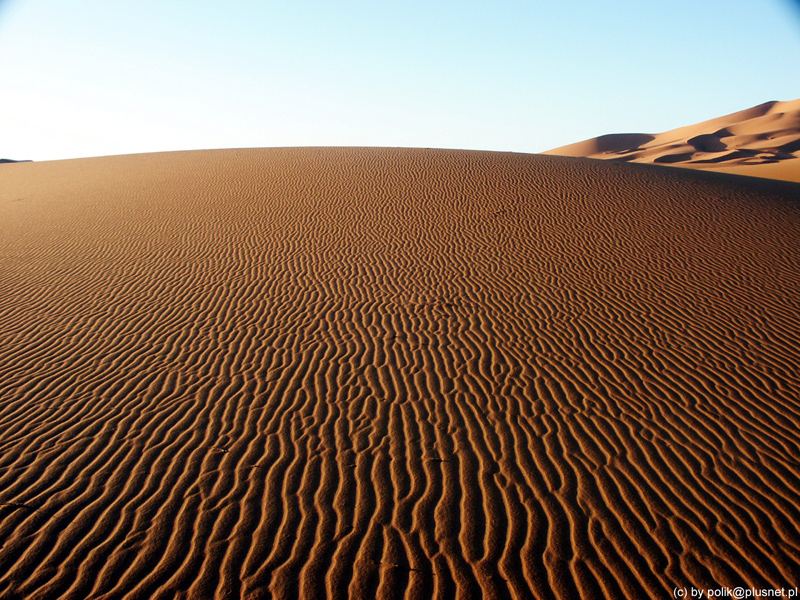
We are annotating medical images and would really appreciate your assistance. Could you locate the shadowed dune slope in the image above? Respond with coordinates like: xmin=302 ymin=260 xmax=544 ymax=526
xmin=1 ymin=148 xmax=800 ymax=599
xmin=545 ymin=99 xmax=800 ymax=183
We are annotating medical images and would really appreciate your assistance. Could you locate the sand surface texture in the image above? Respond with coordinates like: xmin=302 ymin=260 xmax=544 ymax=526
xmin=1 ymin=148 xmax=800 ymax=599
xmin=545 ymin=99 xmax=800 ymax=183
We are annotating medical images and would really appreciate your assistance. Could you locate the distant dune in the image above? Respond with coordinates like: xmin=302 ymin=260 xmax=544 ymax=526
xmin=1 ymin=148 xmax=799 ymax=599
xmin=545 ymin=99 xmax=800 ymax=183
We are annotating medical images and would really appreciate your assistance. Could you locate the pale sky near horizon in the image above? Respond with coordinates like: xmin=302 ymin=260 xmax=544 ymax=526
xmin=1 ymin=0 xmax=799 ymax=161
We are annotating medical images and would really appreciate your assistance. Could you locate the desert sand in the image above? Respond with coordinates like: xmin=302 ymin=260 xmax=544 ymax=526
xmin=1 ymin=148 xmax=799 ymax=599
xmin=545 ymin=99 xmax=800 ymax=183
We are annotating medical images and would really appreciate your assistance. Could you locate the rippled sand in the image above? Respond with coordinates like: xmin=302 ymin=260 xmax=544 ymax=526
xmin=1 ymin=148 xmax=799 ymax=599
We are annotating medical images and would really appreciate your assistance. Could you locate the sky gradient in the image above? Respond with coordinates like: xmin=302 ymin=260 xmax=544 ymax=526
xmin=2 ymin=0 xmax=799 ymax=161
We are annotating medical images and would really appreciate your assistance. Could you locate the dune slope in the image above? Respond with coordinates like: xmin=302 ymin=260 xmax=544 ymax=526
xmin=1 ymin=148 xmax=800 ymax=599
xmin=545 ymin=99 xmax=800 ymax=183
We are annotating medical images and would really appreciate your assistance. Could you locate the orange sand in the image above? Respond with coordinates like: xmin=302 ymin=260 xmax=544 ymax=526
xmin=545 ymin=99 xmax=800 ymax=183
xmin=1 ymin=148 xmax=799 ymax=599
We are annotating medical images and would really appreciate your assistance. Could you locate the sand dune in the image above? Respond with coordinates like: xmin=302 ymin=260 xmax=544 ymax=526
xmin=1 ymin=148 xmax=800 ymax=599
xmin=545 ymin=99 xmax=800 ymax=183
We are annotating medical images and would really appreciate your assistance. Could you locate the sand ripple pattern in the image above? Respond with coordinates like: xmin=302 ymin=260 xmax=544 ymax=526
xmin=1 ymin=149 xmax=800 ymax=599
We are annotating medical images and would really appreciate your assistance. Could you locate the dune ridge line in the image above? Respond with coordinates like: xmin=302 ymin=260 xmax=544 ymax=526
xmin=545 ymin=98 xmax=800 ymax=183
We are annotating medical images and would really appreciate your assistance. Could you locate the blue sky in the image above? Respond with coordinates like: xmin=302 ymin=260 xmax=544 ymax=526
xmin=1 ymin=0 xmax=799 ymax=161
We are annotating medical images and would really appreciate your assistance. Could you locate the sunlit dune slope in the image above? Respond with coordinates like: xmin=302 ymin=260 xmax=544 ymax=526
xmin=1 ymin=148 xmax=800 ymax=599
xmin=545 ymin=99 xmax=800 ymax=183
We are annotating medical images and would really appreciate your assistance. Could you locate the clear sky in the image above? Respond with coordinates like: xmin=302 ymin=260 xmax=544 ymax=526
xmin=2 ymin=0 xmax=799 ymax=161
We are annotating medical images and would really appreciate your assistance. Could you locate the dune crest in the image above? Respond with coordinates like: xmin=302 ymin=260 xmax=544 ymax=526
xmin=545 ymin=98 xmax=800 ymax=182
xmin=1 ymin=148 xmax=799 ymax=599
